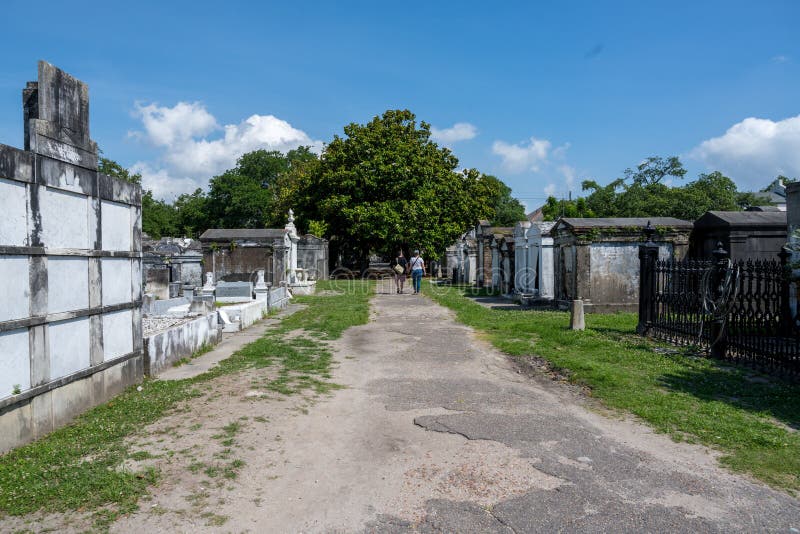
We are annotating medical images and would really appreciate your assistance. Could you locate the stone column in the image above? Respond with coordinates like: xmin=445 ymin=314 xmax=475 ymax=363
xmin=490 ymin=241 xmax=500 ymax=289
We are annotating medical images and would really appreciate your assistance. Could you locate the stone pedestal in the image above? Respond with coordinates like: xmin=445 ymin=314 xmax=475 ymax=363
xmin=254 ymin=269 xmax=270 ymax=301
xmin=570 ymin=300 xmax=585 ymax=331
xmin=201 ymin=272 xmax=215 ymax=298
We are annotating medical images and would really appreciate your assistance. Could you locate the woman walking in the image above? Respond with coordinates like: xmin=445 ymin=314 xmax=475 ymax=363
xmin=393 ymin=250 xmax=408 ymax=294
xmin=409 ymin=250 xmax=425 ymax=294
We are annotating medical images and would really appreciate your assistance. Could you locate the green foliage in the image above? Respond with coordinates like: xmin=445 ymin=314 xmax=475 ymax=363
xmin=141 ymin=190 xmax=177 ymax=239
xmin=624 ymin=155 xmax=686 ymax=186
xmin=296 ymin=109 xmax=498 ymax=264
xmin=307 ymin=219 xmax=329 ymax=237
xmin=173 ymin=188 xmax=210 ymax=238
xmin=204 ymin=147 xmax=320 ymax=230
xmin=542 ymin=156 xmax=765 ymax=221
xmin=484 ymin=174 xmax=526 ymax=225
xmin=425 ymin=284 xmax=800 ymax=493
xmin=98 ymin=155 xmax=142 ymax=185
xmin=205 ymin=150 xmax=286 ymax=229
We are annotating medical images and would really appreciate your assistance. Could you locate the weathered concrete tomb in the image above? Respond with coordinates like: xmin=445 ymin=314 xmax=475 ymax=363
xmin=200 ymin=213 xmax=328 ymax=289
xmin=691 ymin=210 xmax=788 ymax=261
xmin=552 ymin=217 xmax=692 ymax=313
xmin=142 ymin=235 xmax=203 ymax=298
xmin=0 ymin=62 xmax=143 ymax=452
xmin=474 ymin=222 xmax=514 ymax=291
xmin=444 ymin=230 xmax=477 ymax=284
xmin=513 ymin=220 xmax=555 ymax=301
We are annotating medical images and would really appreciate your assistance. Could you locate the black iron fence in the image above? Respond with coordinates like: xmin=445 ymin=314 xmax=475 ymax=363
xmin=638 ymin=225 xmax=799 ymax=376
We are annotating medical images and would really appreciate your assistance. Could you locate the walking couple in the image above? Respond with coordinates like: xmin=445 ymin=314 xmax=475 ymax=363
xmin=393 ymin=249 xmax=425 ymax=294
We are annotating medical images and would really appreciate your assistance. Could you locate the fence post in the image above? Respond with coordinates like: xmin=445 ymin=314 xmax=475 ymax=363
xmin=779 ymin=246 xmax=792 ymax=336
xmin=637 ymin=221 xmax=660 ymax=335
xmin=709 ymin=242 xmax=729 ymax=360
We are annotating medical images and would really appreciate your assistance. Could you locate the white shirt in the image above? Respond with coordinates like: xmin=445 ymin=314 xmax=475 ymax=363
xmin=409 ymin=256 xmax=424 ymax=270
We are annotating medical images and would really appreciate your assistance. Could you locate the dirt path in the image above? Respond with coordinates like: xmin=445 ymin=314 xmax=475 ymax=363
xmin=19 ymin=281 xmax=800 ymax=532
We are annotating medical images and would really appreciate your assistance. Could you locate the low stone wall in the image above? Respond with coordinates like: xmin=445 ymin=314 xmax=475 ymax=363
xmin=235 ymin=301 xmax=266 ymax=331
xmin=270 ymin=286 xmax=290 ymax=309
xmin=224 ymin=286 xmax=291 ymax=331
xmin=143 ymin=312 xmax=221 ymax=376
xmin=144 ymin=296 xmax=191 ymax=316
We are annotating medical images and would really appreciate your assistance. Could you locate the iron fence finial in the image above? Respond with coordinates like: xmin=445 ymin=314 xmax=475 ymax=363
xmin=643 ymin=221 xmax=655 ymax=243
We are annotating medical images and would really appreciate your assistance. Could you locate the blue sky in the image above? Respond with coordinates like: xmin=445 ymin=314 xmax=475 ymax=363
xmin=0 ymin=1 xmax=798 ymax=208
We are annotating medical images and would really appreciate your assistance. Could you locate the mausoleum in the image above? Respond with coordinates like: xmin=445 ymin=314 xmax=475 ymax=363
xmin=691 ymin=211 xmax=788 ymax=262
xmin=513 ymin=220 xmax=555 ymax=301
xmin=551 ymin=217 xmax=693 ymax=313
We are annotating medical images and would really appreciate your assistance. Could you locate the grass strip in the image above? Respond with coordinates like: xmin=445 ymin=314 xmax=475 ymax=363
xmin=424 ymin=284 xmax=800 ymax=494
xmin=0 ymin=280 xmax=372 ymax=519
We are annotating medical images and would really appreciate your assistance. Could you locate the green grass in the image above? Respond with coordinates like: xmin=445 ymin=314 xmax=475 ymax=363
xmin=0 ymin=280 xmax=373 ymax=520
xmin=424 ymin=284 xmax=800 ymax=494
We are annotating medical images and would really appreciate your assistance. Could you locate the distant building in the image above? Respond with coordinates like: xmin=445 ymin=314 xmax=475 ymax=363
xmin=748 ymin=178 xmax=787 ymax=211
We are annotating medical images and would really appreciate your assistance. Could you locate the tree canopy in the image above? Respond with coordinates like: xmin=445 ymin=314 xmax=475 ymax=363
xmin=542 ymin=157 xmax=762 ymax=221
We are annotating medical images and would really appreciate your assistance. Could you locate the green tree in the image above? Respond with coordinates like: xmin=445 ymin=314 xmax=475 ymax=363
xmin=141 ymin=190 xmax=178 ymax=239
xmin=483 ymin=175 xmax=526 ymax=226
xmin=624 ymin=156 xmax=686 ymax=186
xmin=541 ymin=157 xmax=757 ymax=221
xmin=301 ymin=109 xmax=497 ymax=267
xmin=205 ymin=150 xmax=286 ymax=228
xmin=273 ymin=147 xmax=321 ymax=231
xmin=204 ymin=148 xmax=321 ymax=230
xmin=98 ymin=155 xmax=142 ymax=185
xmin=173 ymin=188 xmax=210 ymax=238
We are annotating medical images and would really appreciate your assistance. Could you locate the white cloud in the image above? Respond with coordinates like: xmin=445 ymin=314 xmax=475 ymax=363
xmin=430 ymin=122 xmax=478 ymax=144
xmin=492 ymin=137 xmax=552 ymax=173
xmin=542 ymin=165 xmax=578 ymax=200
xmin=690 ymin=115 xmax=800 ymax=189
xmin=558 ymin=164 xmax=576 ymax=189
xmin=131 ymin=162 xmax=202 ymax=200
xmin=133 ymin=102 xmax=217 ymax=146
xmin=129 ymin=101 xmax=323 ymax=199
xmin=771 ymin=55 xmax=790 ymax=64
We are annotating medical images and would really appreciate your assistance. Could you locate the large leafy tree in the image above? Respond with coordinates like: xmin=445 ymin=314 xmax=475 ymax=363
xmin=205 ymin=148 xmax=320 ymax=229
xmin=298 ymin=109 xmax=498 ymax=267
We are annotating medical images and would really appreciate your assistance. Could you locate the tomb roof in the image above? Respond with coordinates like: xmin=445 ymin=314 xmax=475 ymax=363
xmin=554 ymin=217 xmax=693 ymax=231
xmin=694 ymin=210 xmax=786 ymax=228
xmin=199 ymin=228 xmax=288 ymax=241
